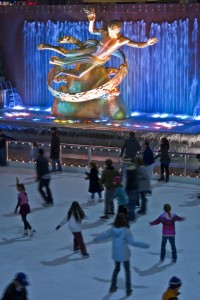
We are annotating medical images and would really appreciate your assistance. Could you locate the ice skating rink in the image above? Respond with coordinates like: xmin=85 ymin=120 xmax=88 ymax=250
xmin=0 ymin=164 xmax=200 ymax=300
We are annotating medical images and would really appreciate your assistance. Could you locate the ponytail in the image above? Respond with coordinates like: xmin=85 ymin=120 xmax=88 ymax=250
xmin=163 ymin=203 xmax=171 ymax=218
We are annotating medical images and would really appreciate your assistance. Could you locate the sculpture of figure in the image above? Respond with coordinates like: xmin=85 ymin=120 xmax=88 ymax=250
xmin=39 ymin=8 xmax=158 ymax=79
xmin=38 ymin=8 xmax=158 ymax=119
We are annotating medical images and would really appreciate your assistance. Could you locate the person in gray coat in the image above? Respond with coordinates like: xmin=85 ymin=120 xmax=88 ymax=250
xmin=135 ymin=157 xmax=150 ymax=215
xmin=93 ymin=213 xmax=150 ymax=297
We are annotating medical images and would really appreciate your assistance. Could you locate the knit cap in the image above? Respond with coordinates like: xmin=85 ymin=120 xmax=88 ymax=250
xmin=169 ymin=276 xmax=182 ymax=289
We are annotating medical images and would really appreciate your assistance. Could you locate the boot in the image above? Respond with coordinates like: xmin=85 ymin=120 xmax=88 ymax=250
xmin=158 ymin=175 xmax=164 ymax=182
xmin=165 ymin=176 xmax=169 ymax=183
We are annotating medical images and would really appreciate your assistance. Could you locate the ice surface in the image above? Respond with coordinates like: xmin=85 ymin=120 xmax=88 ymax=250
xmin=0 ymin=165 xmax=200 ymax=300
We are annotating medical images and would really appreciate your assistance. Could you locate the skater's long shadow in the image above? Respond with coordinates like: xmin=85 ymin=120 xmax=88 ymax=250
xmin=57 ymin=240 xmax=95 ymax=252
xmin=179 ymin=194 xmax=200 ymax=207
xmin=83 ymin=220 xmax=105 ymax=230
xmin=0 ymin=236 xmax=31 ymax=246
xmin=41 ymin=253 xmax=83 ymax=266
xmin=29 ymin=206 xmax=47 ymax=213
xmin=133 ymin=261 xmax=173 ymax=276
xmin=2 ymin=212 xmax=16 ymax=217
xmin=2 ymin=206 xmax=46 ymax=217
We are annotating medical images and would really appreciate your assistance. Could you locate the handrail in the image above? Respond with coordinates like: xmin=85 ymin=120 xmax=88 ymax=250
xmin=6 ymin=140 xmax=199 ymax=178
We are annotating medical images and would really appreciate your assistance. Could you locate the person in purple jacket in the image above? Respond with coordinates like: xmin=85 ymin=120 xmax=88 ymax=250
xmin=150 ymin=204 xmax=185 ymax=263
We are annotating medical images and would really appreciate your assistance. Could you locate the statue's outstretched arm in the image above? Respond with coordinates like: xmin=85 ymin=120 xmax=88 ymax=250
xmin=84 ymin=7 xmax=102 ymax=36
xmin=127 ymin=37 xmax=158 ymax=48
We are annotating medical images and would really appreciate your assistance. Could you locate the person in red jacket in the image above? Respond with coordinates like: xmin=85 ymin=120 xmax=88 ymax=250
xmin=150 ymin=204 xmax=185 ymax=262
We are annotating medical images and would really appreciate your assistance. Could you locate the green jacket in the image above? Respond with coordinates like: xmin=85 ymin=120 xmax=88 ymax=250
xmin=100 ymin=168 xmax=119 ymax=189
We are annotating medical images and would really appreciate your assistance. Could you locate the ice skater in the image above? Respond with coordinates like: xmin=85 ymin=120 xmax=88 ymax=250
xmin=55 ymin=201 xmax=89 ymax=258
xmin=113 ymin=175 xmax=128 ymax=216
xmin=15 ymin=178 xmax=35 ymax=236
xmin=93 ymin=213 xmax=150 ymax=297
xmin=85 ymin=161 xmax=104 ymax=203
xmin=150 ymin=204 xmax=185 ymax=262
xmin=1 ymin=272 xmax=30 ymax=300
xmin=162 ymin=276 xmax=182 ymax=300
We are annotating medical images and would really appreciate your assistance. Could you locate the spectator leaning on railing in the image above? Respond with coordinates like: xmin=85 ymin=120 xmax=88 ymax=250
xmin=0 ymin=128 xmax=15 ymax=166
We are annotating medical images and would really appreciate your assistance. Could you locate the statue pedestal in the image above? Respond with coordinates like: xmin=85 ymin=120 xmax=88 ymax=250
xmin=51 ymin=95 xmax=130 ymax=120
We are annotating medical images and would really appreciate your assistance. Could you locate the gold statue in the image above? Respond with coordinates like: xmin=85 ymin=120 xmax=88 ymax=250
xmin=38 ymin=8 xmax=158 ymax=119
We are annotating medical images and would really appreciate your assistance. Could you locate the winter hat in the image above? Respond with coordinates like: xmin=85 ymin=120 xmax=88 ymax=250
xmin=15 ymin=272 xmax=29 ymax=286
xmin=169 ymin=276 xmax=182 ymax=289
xmin=51 ymin=126 xmax=57 ymax=131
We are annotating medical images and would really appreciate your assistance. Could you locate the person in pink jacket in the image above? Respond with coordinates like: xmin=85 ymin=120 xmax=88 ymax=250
xmin=150 ymin=204 xmax=185 ymax=263
xmin=15 ymin=178 xmax=35 ymax=236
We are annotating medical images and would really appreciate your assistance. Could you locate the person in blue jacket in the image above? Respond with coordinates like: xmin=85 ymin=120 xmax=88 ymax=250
xmin=93 ymin=213 xmax=150 ymax=297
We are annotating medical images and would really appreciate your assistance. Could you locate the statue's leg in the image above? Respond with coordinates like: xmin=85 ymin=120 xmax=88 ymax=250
xmin=38 ymin=44 xmax=68 ymax=55
xmin=50 ymin=56 xmax=67 ymax=66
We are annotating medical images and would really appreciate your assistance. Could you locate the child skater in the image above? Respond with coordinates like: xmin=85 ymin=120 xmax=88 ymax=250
xmin=113 ymin=175 xmax=128 ymax=217
xmin=150 ymin=204 xmax=185 ymax=263
xmin=93 ymin=213 xmax=150 ymax=297
xmin=162 ymin=276 xmax=182 ymax=300
xmin=85 ymin=161 xmax=104 ymax=203
xmin=15 ymin=178 xmax=35 ymax=236
xmin=55 ymin=201 xmax=89 ymax=258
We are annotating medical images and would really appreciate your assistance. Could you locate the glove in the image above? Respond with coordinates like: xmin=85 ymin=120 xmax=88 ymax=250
xmin=55 ymin=225 xmax=61 ymax=230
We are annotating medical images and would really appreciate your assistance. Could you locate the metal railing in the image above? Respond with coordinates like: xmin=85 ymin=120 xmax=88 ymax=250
xmin=5 ymin=140 xmax=200 ymax=177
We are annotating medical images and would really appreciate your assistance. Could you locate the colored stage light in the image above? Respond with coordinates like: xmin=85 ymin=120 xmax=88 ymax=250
xmin=13 ymin=105 xmax=25 ymax=110
xmin=131 ymin=112 xmax=141 ymax=116
xmin=151 ymin=113 xmax=160 ymax=118
xmin=160 ymin=113 xmax=169 ymax=118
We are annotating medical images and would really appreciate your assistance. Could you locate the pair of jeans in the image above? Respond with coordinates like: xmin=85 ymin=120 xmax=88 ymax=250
xmin=140 ymin=191 xmax=147 ymax=213
xmin=127 ymin=190 xmax=139 ymax=221
xmin=72 ymin=232 xmax=87 ymax=255
xmin=160 ymin=162 xmax=170 ymax=180
xmin=21 ymin=214 xmax=32 ymax=230
xmin=160 ymin=235 xmax=177 ymax=260
xmin=38 ymin=178 xmax=53 ymax=204
xmin=91 ymin=192 xmax=102 ymax=200
xmin=104 ymin=188 xmax=115 ymax=215
xmin=51 ymin=158 xmax=62 ymax=172
xmin=110 ymin=261 xmax=131 ymax=292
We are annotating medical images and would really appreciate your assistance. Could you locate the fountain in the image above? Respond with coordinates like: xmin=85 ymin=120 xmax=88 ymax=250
xmin=23 ymin=18 xmax=199 ymax=117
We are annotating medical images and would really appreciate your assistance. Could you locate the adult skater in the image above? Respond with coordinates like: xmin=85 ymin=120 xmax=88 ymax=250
xmin=36 ymin=148 xmax=54 ymax=206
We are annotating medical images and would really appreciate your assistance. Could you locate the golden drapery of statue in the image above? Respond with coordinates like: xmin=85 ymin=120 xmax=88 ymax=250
xmin=38 ymin=8 xmax=158 ymax=119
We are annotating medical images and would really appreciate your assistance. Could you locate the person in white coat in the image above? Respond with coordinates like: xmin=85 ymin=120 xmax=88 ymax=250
xmin=135 ymin=157 xmax=150 ymax=215
xmin=55 ymin=201 xmax=89 ymax=258
xmin=93 ymin=213 xmax=150 ymax=297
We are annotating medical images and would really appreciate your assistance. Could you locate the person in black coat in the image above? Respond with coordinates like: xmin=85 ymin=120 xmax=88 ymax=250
xmin=1 ymin=272 xmax=29 ymax=300
xmin=155 ymin=137 xmax=171 ymax=182
xmin=0 ymin=129 xmax=15 ymax=166
xmin=50 ymin=127 xmax=62 ymax=173
xmin=120 ymin=131 xmax=141 ymax=162
xmin=85 ymin=161 xmax=104 ymax=203
xmin=36 ymin=148 xmax=53 ymax=206
xmin=143 ymin=141 xmax=155 ymax=194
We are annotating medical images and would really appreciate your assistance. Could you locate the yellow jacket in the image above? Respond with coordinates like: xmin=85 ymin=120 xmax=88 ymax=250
xmin=162 ymin=288 xmax=180 ymax=300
